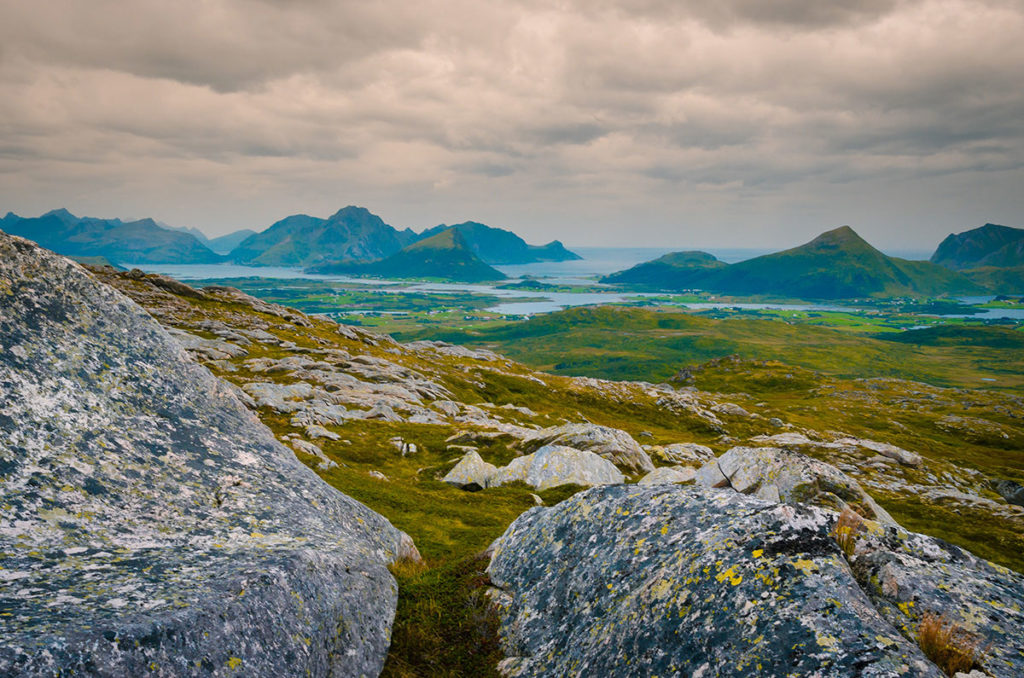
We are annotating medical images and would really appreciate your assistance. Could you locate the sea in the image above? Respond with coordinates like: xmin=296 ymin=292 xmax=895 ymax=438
xmin=129 ymin=246 xmax=1024 ymax=319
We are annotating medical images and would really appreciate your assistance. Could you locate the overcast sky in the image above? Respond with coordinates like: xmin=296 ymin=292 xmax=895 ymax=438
xmin=1 ymin=0 xmax=1023 ymax=249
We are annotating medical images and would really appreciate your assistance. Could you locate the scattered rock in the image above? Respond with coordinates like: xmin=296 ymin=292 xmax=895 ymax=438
xmin=519 ymin=423 xmax=654 ymax=473
xmin=368 ymin=470 xmax=390 ymax=482
xmin=711 ymin=402 xmax=752 ymax=418
xmin=389 ymin=437 xmax=418 ymax=456
xmin=992 ymin=479 xmax=1024 ymax=507
xmin=650 ymin=442 xmax=715 ymax=466
xmin=490 ymin=445 xmax=625 ymax=491
xmin=442 ymin=451 xmax=499 ymax=491
xmin=305 ymin=424 xmax=341 ymax=441
xmin=638 ymin=466 xmax=696 ymax=485
xmin=290 ymin=439 xmax=338 ymax=471
xmin=697 ymin=446 xmax=896 ymax=525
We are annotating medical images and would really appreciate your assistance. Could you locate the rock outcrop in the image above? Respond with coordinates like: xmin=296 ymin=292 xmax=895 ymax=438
xmin=442 ymin=450 xmax=499 ymax=491
xmin=489 ymin=445 xmax=625 ymax=491
xmin=696 ymin=446 xmax=896 ymax=525
xmin=638 ymin=466 xmax=696 ymax=485
xmin=518 ymin=423 xmax=654 ymax=473
xmin=0 ymin=233 xmax=414 ymax=676
xmin=489 ymin=484 xmax=1024 ymax=677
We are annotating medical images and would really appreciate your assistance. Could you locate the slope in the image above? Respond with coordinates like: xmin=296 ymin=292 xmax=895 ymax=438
xmin=931 ymin=223 xmax=1024 ymax=270
xmin=601 ymin=251 xmax=726 ymax=288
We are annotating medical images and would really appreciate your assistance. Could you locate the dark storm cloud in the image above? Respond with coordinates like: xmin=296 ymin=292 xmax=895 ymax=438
xmin=0 ymin=0 xmax=1022 ymax=247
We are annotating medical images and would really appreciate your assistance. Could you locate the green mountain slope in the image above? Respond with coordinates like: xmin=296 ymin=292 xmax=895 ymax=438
xmin=602 ymin=251 xmax=726 ymax=289
xmin=231 ymin=206 xmax=406 ymax=267
xmin=931 ymin=223 xmax=1024 ymax=270
xmin=0 ymin=209 xmax=223 ymax=264
xmin=417 ymin=221 xmax=580 ymax=264
xmin=309 ymin=227 xmax=507 ymax=282
xmin=603 ymin=226 xmax=982 ymax=299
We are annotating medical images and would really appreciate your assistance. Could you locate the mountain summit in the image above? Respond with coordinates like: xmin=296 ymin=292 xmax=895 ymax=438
xmin=931 ymin=223 xmax=1024 ymax=270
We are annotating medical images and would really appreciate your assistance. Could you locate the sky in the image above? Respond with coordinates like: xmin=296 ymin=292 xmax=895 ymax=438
xmin=1 ymin=0 xmax=1023 ymax=250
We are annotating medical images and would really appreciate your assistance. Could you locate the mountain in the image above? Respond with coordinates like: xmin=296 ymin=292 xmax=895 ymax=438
xmin=231 ymin=206 xmax=407 ymax=267
xmin=931 ymin=223 xmax=1024 ymax=270
xmin=309 ymin=227 xmax=507 ymax=282
xmin=602 ymin=251 xmax=727 ymax=289
xmin=159 ymin=221 xmax=211 ymax=244
xmin=0 ymin=209 xmax=223 ymax=264
xmin=417 ymin=221 xmax=580 ymax=264
xmin=602 ymin=226 xmax=982 ymax=299
xmin=207 ymin=228 xmax=256 ymax=254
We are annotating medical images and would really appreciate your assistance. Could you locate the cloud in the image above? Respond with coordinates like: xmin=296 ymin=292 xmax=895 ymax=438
xmin=0 ymin=0 xmax=1022 ymax=247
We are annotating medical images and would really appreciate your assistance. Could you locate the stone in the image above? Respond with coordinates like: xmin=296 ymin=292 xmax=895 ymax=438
xmin=651 ymin=442 xmax=715 ymax=466
xmin=489 ymin=445 xmax=625 ymax=491
xmin=638 ymin=466 xmax=696 ymax=485
xmin=701 ymin=446 xmax=897 ymax=525
xmin=442 ymin=451 xmax=499 ymax=491
xmin=487 ymin=485 xmax=942 ymax=677
xmin=993 ymin=478 xmax=1024 ymax=507
xmin=368 ymin=470 xmax=390 ymax=481
xmin=290 ymin=439 xmax=338 ymax=471
xmin=694 ymin=460 xmax=730 ymax=488
xmin=519 ymin=423 xmax=654 ymax=473
xmin=305 ymin=424 xmax=341 ymax=441
xmin=0 ymin=232 xmax=412 ymax=676
xmin=362 ymin=401 xmax=404 ymax=422
xmin=711 ymin=401 xmax=752 ymax=418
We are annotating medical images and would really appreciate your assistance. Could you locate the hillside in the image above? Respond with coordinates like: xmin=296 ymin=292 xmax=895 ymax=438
xmin=207 ymin=228 xmax=256 ymax=254
xmin=230 ymin=206 xmax=408 ymax=267
xmin=417 ymin=221 xmax=580 ymax=264
xmin=309 ymin=227 xmax=508 ymax=282
xmin=0 ymin=208 xmax=223 ymax=264
xmin=74 ymin=259 xmax=1024 ymax=676
xmin=931 ymin=223 xmax=1024 ymax=270
xmin=601 ymin=250 xmax=726 ymax=288
xmin=602 ymin=226 xmax=982 ymax=299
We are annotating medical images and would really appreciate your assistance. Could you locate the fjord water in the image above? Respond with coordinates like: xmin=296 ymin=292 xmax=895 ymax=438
xmin=130 ymin=245 xmax=1019 ymax=318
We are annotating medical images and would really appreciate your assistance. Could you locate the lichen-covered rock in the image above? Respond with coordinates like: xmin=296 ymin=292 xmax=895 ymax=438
xmin=519 ymin=423 xmax=654 ymax=473
xmin=853 ymin=525 xmax=1024 ymax=677
xmin=0 ymin=233 xmax=412 ymax=676
xmin=994 ymin=478 xmax=1024 ymax=507
xmin=442 ymin=450 xmax=499 ymax=491
xmin=638 ymin=465 xmax=696 ymax=485
xmin=698 ymin=446 xmax=896 ymax=525
xmin=649 ymin=442 xmax=715 ymax=466
xmin=488 ymin=485 xmax=940 ymax=677
xmin=489 ymin=445 xmax=625 ymax=491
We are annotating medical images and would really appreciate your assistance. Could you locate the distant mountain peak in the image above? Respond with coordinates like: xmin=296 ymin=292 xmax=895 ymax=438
xmin=42 ymin=207 xmax=77 ymax=222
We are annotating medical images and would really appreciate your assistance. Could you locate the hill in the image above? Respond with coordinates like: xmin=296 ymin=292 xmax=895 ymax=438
xmin=963 ymin=265 xmax=1024 ymax=294
xmin=309 ymin=227 xmax=507 ymax=282
xmin=602 ymin=250 xmax=726 ymax=289
xmin=931 ymin=223 xmax=1024 ymax=270
xmin=417 ymin=221 xmax=580 ymax=264
xmin=207 ymin=228 xmax=256 ymax=254
xmin=230 ymin=206 xmax=408 ymax=267
xmin=602 ymin=226 xmax=982 ymax=299
xmin=0 ymin=209 xmax=223 ymax=264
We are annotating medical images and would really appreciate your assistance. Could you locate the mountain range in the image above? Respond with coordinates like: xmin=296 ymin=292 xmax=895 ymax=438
xmin=603 ymin=226 xmax=984 ymax=299
xmin=309 ymin=227 xmax=507 ymax=282
xmin=0 ymin=209 xmax=223 ymax=264
xmin=417 ymin=221 xmax=579 ymax=264
xmin=931 ymin=223 xmax=1024 ymax=270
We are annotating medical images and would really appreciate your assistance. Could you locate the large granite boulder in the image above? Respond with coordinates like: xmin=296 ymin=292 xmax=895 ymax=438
xmin=489 ymin=445 xmax=625 ymax=491
xmin=442 ymin=450 xmax=499 ymax=491
xmin=518 ymin=423 xmax=654 ymax=473
xmin=488 ymin=485 xmax=1023 ymax=677
xmin=0 ymin=233 xmax=414 ymax=676
xmin=696 ymin=446 xmax=896 ymax=525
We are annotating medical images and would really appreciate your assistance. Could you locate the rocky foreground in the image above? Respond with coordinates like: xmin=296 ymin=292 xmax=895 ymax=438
xmin=0 ymin=233 xmax=418 ymax=675
xmin=3 ymin=230 xmax=1024 ymax=676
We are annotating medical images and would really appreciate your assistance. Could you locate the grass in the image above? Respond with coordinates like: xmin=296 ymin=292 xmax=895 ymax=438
xmin=917 ymin=612 xmax=986 ymax=676
xmin=830 ymin=507 xmax=863 ymax=559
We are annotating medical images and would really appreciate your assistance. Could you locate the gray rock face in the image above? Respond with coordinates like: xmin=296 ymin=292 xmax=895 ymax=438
xmin=442 ymin=450 xmax=498 ymax=491
xmin=490 ymin=445 xmax=625 ymax=491
xmin=697 ymin=446 xmax=896 ymax=525
xmin=649 ymin=442 xmax=715 ymax=466
xmin=519 ymin=423 xmax=654 ymax=473
xmin=0 ymin=234 xmax=411 ymax=676
xmin=488 ymin=485 xmax=941 ymax=677
xmin=994 ymin=478 xmax=1024 ymax=506
xmin=638 ymin=465 xmax=696 ymax=485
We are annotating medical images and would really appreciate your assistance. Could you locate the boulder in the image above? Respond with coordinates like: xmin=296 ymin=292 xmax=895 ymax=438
xmin=442 ymin=450 xmax=499 ymax=491
xmin=697 ymin=446 xmax=896 ymax=525
xmin=488 ymin=485 xmax=944 ymax=677
xmin=0 ymin=233 xmax=411 ymax=676
xmin=638 ymin=466 xmax=696 ymax=485
xmin=290 ymin=438 xmax=338 ymax=471
xmin=519 ymin=423 xmax=654 ymax=473
xmin=650 ymin=442 xmax=715 ymax=466
xmin=490 ymin=445 xmax=625 ymax=491
xmin=993 ymin=478 xmax=1024 ymax=507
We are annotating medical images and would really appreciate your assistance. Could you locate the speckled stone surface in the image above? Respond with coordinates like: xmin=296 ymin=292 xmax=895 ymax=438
xmin=0 ymin=233 xmax=410 ymax=676
xmin=488 ymin=485 xmax=944 ymax=677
